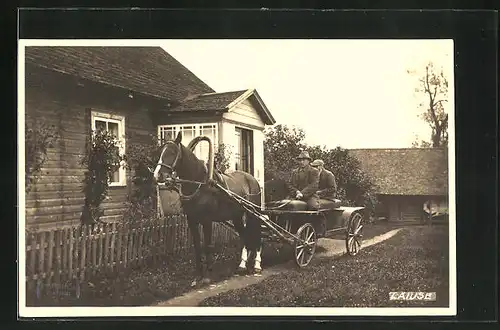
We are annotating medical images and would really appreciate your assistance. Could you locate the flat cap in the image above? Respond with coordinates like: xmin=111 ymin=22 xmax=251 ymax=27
xmin=311 ymin=159 xmax=324 ymax=167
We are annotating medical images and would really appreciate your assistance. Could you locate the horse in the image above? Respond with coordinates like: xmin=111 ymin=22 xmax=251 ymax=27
xmin=151 ymin=132 xmax=264 ymax=287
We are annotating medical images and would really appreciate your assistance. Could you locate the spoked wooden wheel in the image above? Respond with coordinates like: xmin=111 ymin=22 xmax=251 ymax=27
xmin=294 ymin=223 xmax=317 ymax=268
xmin=345 ymin=212 xmax=364 ymax=256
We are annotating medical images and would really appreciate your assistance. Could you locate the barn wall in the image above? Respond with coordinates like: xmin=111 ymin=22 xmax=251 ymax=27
xmin=379 ymin=195 xmax=429 ymax=222
xmin=24 ymin=66 xmax=163 ymax=229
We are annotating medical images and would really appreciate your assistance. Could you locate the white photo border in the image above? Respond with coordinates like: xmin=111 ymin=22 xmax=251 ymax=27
xmin=18 ymin=38 xmax=456 ymax=318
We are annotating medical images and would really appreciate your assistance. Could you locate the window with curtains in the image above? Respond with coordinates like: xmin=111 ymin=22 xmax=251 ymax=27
xmin=91 ymin=111 xmax=126 ymax=186
xmin=158 ymin=124 xmax=218 ymax=163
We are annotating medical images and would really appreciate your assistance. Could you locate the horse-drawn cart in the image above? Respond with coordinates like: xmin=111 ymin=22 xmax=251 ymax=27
xmin=153 ymin=134 xmax=366 ymax=281
xmin=214 ymin=183 xmax=366 ymax=268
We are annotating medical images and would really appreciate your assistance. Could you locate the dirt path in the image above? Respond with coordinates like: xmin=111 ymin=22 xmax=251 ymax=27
xmin=153 ymin=228 xmax=402 ymax=307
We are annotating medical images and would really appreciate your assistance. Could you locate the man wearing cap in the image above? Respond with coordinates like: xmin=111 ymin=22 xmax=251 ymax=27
xmin=288 ymin=151 xmax=321 ymax=210
xmin=311 ymin=159 xmax=338 ymax=209
xmin=311 ymin=159 xmax=339 ymax=236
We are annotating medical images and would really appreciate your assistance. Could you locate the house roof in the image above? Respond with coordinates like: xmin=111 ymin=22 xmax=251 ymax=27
xmin=24 ymin=46 xmax=215 ymax=102
xmin=348 ymin=148 xmax=449 ymax=196
xmin=170 ymin=88 xmax=276 ymax=125
xmin=171 ymin=90 xmax=247 ymax=112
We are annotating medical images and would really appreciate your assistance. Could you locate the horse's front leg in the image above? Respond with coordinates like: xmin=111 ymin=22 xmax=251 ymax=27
xmin=249 ymin=215 xmax=263 ymax=275
xmin=187 ymin=218 xmax=204 ymax=287
xmin=201 ymin=223 xmax=214 ymax=285
xmin=232 ymin=215 xmax=249 ymax=275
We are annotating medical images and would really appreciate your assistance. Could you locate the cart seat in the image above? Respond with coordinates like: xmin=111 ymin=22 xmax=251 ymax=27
xmin=284 ymin=200 xmax=309 ymax=211
xmin=319 ymin=199 xmax=342 ymax=210
xmin=265 ymin=199 xmax=343 ymax=211
xmin=265 ymin=199 xmax=308 ymax=211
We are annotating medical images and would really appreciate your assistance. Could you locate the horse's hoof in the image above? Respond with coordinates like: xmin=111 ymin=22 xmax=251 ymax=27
xmin=201 ymin=278 xmax=211 ymax=285
xmin=236 ymin=266 xmax=247 ymax=275
xmin=191 ymin=278 xmax=203 ymax=287
xmin=254 ymin=268 xmax=262 ymax=276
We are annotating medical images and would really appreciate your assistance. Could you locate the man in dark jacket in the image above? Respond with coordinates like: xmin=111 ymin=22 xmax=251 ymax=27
xmin=311 ymin=159 xmax=339 ymax=236
xmin=311 ymin=159 xmax=338 ymax=209
xmin=288 ymin=151 xmax=320 ymax=210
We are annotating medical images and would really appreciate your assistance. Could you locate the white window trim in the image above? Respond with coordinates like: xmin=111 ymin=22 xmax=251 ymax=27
xmin=157 ymin=123 xmax=219 ymax=160
xmin=91 ymin=111 xmax=127 ymax=187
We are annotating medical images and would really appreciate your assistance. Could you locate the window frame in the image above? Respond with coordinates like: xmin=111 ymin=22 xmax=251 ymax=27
xmin=91 ymin=111 xmax=127 ymax=187
xmin=234 ymin=125 xmax=254 ymax=175
xmin=157 ymin=123 xmax=219 ymax=162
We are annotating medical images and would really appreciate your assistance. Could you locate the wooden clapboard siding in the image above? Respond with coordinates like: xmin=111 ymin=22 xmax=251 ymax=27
xmin=224 ymin=99 xmax=265 ymax=130
xmin=25 ymin=66 xmax=160 ymax=228
xmin=220 ymin=99 xmax=267 ymax=174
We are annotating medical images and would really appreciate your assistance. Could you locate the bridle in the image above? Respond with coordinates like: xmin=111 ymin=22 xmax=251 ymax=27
xmin=153 ymin=141 xmax=181 ymax=182
xmin=151 ymin=141 xmax=206 ymax=201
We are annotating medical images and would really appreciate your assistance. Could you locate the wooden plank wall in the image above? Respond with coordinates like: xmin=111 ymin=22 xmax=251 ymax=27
xmin=24 ymin=66 xmax=161 ymax=228
xmin=224 ymin=99 xmax=265 ymax=129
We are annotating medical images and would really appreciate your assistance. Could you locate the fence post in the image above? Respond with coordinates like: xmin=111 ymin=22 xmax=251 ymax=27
xmin=38 ymin=231 xmax=46 ymax=294
xmin=28 ymin=231 xmax=36 ymax=293
xmin=97 ymin=223 xmax=104 ymax=271
xmin=79 ymin=226 xmax=87 ymax=283
xmin=46 ymin=230 xmax=54 ymax=286
xmin=69 ymin=227 xmax=75 ymax=281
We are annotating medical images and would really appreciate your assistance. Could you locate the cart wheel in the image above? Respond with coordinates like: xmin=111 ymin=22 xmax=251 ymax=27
xmin=294 ymin=223 xmax=317 ymax=268
xmin=345 ymin=212 xmax=364 ymax=256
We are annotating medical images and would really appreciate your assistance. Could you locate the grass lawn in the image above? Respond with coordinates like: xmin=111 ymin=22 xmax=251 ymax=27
xmin=199 ymin=225 xmax=450 ymax=307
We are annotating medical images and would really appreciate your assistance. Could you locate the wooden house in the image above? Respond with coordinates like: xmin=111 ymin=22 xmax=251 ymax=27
xmin=349 ymin=148 xmax=449 ymax=223
xmin=24 ymin=46 xmax=275 ymax=229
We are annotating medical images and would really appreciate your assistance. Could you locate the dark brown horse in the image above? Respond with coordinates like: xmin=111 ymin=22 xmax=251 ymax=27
xmin=152 ymin=132 xmax=263 ymax=287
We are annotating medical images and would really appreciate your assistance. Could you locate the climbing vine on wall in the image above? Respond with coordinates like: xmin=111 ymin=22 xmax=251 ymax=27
xmin=80 ymin=129 xmax=125 ymax=225
xmin=25 ymin=122 xmax=59 ymax=193
xmin=214 ymin=143 xmax=232 ymax=174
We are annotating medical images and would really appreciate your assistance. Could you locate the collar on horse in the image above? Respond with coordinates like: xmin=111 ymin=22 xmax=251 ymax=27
xmin=154 ymin=137 xmax=218 ymax=201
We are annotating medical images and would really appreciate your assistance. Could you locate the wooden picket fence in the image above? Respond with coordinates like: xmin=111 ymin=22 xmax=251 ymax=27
xmin=24 ymin=215 xmax=239 ymax=291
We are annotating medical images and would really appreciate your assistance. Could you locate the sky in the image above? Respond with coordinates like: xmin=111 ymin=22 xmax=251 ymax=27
xmin=162 ymin=39 xmax=453 ymax=149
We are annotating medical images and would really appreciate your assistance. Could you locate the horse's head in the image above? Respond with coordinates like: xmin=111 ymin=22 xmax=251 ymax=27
xmin=150 ymin=131 xmax=183 ymax=185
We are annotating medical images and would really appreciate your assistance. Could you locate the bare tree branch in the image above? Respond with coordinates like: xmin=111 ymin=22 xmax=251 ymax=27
xmin=410 ymin=61 xmax=449 ymax=148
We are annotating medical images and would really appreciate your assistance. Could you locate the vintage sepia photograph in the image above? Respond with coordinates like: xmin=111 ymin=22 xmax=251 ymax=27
xmin=18 ymin=39 xmax=455 ymax=317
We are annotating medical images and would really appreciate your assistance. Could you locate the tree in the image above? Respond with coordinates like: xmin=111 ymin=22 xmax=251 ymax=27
xmin=264 ymin=124 xmax=378 ymax=214
xmin=408 ymin=61 xmax=449 ymax=148
xmin=264 ymin=124 xmax=307 ymax=181
xmin=306 ymin=145 xmax=378 ymax=212
xmin=411 ymin=135 xmax=432 ymax=148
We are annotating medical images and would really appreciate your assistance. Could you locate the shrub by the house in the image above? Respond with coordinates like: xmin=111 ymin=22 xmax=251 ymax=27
xmin=80 ymin=129 xmax=125 ymax=225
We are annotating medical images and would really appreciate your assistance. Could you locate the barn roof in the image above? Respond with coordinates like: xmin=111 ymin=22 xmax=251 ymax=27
xmin=171 ymin=88 xmax=276 ymax=125
xmin=348 ymin=148 xmax=449 ymax=196
xmin=24 ymin=46 xmax=215 ymax=102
